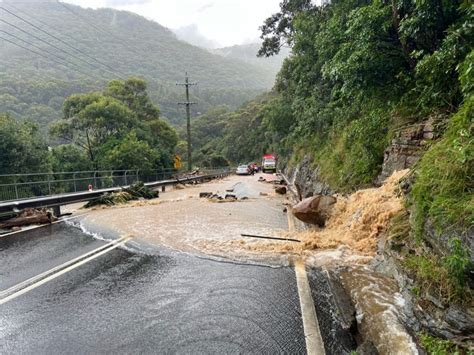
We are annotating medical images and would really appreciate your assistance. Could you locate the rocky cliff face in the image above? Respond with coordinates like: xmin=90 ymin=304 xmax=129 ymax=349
xmin=285 ymin=119 xmax=438 ymax=196
xmin=376 ymin=119 xmax=437 ymax=185
xmin=285 ymin=156 xmax=333 ymax=200
xmin=374 ymin=236 xmax=474 ymax=341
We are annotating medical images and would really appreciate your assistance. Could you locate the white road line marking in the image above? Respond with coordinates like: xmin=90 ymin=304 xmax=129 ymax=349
xmin=0 ymin=235 xmax=129 ymax=297
xmin=0 ymin=237 xmax=131 ymax=305
xmin=0 ymin=213 xmax=87 ymax=239
xmin=295 ymin=260 xmax=326 ymax=355
xmin=286 ymin=204 xmax=325 ymax=355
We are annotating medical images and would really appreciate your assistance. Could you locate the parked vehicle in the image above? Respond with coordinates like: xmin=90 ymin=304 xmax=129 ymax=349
xmin=236 ymin=165 xmax=251 ymax=175
xmin=248 ymin=162 xmax=258 ymax=173
xmin=261 ymin=154 xmax=277 ymax=173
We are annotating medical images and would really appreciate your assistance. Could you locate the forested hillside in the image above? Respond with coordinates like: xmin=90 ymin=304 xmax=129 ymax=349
xmin=0 ymin=1 xmax=275 ymax=130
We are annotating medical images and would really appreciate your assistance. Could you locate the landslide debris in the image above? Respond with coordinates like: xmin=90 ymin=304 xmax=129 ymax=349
xmin=296 ymin=169 xmax=409 ymax=255
xmin=292 ymin=195 xmax=337 ymax=226
xmin=234 ymin=170 xmax=409 ymax=257
xmin=0 ymin=208 xmax=57 ymax=229
xmin=85 ymin=182 xmax=158 ymax=208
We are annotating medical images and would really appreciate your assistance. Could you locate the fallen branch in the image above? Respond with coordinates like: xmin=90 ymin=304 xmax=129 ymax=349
xmin=240 ymin=233 xmax=301 ymax=243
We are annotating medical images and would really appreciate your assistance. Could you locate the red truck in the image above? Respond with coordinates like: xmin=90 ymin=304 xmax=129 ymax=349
xmin=261 ymin=154 xmax=277 ymax=173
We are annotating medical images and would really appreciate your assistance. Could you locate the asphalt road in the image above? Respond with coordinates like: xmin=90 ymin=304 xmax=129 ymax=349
xmin=0 ymin=223 xmax=307 ymax=354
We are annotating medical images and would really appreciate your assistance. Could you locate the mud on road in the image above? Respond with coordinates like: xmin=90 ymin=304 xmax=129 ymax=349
xmin=80 ymin=173 xmax=293 ymax=264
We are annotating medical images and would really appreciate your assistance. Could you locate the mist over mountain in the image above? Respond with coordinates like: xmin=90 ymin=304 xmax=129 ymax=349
xmin=173 ymin=24 xmax=221 ymax=49
xmin=211 ymin=43 xmax=290 ymax=77
xmin=0 ymin=2 xmax=276 ymax=130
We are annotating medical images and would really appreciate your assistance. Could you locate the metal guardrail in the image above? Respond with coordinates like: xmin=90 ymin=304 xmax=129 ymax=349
xmin=0 ymin=168 xmax=228 ymax=202
xmin=0 ymin=168 xmax=233 ymax=217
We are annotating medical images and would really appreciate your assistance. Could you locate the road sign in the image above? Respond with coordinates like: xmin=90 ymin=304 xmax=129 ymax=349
xmin=174 ymin=155 xmax=182 ymax=169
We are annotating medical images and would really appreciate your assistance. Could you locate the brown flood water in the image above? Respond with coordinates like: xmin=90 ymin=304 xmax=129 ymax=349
xmin=340 ymin=267 xmax=418 ymax=354
xmin=81 ymin=174 xmax=292 ymax=263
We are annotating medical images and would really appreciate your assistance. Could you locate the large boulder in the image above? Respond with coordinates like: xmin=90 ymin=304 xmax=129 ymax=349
xmin=292 ymin=195 xmax=337 ymax=226
xmin=275 ymin=186 xmax=287 ymax=194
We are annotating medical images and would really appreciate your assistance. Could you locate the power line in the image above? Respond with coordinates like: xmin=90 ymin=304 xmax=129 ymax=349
xmin=0 ymin=7 xmax=124 ymax=79
xmin=0 ymin=29 xmax=94 ymax=77
xmin=0 ymin=4 xmax=128 ymax=79
xmin=0 ymin=34 xmax=94 ymax=79
xmin=57 ymin=1 xmax=143 ymax=55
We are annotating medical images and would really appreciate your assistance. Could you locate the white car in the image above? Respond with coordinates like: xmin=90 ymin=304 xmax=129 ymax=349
xmin=236 ymin=165 xmax=250 ymax=175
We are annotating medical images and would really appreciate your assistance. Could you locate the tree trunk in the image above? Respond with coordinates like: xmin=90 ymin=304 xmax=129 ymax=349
xmin=0 ymin=210 xmax=56 ymax=229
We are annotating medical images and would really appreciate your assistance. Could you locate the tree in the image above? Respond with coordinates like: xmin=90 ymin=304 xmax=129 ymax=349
xmin=258 ymin=0 xmax=315 ymax=57
xmin=50 ymin=93 xmax=137 ymax=167
xmin=0 ymin=113 xmax=49 ymax=174
xmin=50 ymin=145 xmax=92 ymax=172
xmin=99 ymin=131 xmax=160 ymax=172
xmin=105 ymin=78 xmax=160 ymax=122
xmin=144 ymin=119 xmax=178 ymax=152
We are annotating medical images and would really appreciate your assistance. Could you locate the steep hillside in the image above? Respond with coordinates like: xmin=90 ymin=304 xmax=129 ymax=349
xmin=0 ymin=2 xmax=275 ymax=129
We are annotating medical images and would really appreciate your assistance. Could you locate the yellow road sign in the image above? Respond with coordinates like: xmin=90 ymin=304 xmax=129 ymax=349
xmin=174 ymin=155 xmax=182 ymax=169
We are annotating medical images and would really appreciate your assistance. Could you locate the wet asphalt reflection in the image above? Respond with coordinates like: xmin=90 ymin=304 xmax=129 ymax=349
xmin=0 ymin=224 xmax=306 ymax=354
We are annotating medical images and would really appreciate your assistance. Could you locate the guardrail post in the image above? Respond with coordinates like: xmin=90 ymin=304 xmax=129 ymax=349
xmin=124 ymin=171 xmax=128 ymax=186
xmin=94 ymin=171 xmax=97 ymax=189
xmin=73 ymin=172 xmax=77 ymax=192
xmin=136 ymin=170 xmax=139 ymax=184
xmin=14 ymin=176 xmax=19 ymax=200
xmin=47 ymin=174 xmax=52 ymax=195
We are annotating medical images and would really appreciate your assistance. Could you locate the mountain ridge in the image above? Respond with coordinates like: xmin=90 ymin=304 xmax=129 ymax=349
xmin=0 ymin=2 xmax=277 ymax=129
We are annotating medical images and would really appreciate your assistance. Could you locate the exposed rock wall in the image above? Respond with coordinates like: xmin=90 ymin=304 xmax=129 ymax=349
xmin=285 ymin=155 xmax=332 ymax=200
xmin=376 ymin=119 xmax=436 ymax=185
xmin=373 ymin=237 xmax=474 ymax=340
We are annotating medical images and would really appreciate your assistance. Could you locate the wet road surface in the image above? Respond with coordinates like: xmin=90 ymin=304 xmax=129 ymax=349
xmin=0 ymin=223 xmax=307 ymax=354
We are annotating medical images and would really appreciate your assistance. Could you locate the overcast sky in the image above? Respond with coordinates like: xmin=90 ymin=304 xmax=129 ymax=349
xmin=61 ymin=0 xmax=285 ymax=47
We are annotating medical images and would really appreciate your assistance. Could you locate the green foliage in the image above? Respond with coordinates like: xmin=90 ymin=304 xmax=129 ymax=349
xmin=442 ymin=238 xmax=472 ymax=288
xmin=316 ymin=109 xmax=391 ymax=190
xmin=51 ymin=93 xmax=137 ymax=165
xmin=405 ymin=5 xmax=473 ymax=114
xmin=419 ymin=332 xmax=462 ymax=355
xmin=105 ymin=78 xmax=160 ymax=122
xmin=99 ymin=131 xmax=160 ymax=172
xmin=411 ymin=96 xmax=473 ymax=238
xmin=322 ymin=2 xmax=407 ymax=99
xmin=50 ymin=145 xmax=92 ymax=172
xmin=182 ymin=97 xmax=278 ymax=167
xmin=258 ymin=0 xmax=315 ymax=57
xmin=459 ymin=50 xmax=474 ymax=96
xmin=0 ymin=113 xmax=50 ymax=174
xmin=404 ymin=254 xmax=467 ymax=304
xmin=50 ymin=78 xmax=177 ymax=171
xmin=249 ymin=0 xmax=472 ymax=193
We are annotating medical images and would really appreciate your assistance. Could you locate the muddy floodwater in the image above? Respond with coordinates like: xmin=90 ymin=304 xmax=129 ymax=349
xmin=77 ymin=172 xmax=418 ymax=354
xmin=81 ymin=174 xmax=293 ymax=264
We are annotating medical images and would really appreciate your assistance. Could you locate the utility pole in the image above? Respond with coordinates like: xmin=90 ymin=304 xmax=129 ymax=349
xmin=177 ymin=72 xmax=197 ymax=171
